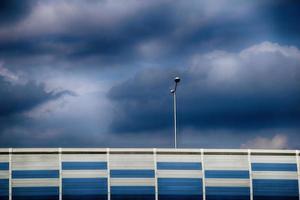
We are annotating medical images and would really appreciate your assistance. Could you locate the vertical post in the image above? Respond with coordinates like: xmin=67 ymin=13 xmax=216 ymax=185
xmin=58 ymin=148 xmax=62 ymax=200
xmin=201 ymin=149 xmax=206 ymax=200
xmin=106 ymin=148 xmax=111 ymax=200
xmin=153 ymin=148 xmax=158 ymax=200
xmin=9 ymin=148 xmax=12 ymax=200
xmin=173 ymin=92 xmax=177 ymax=149
xmin=248 ymin=149 xmax=253 ymax=200
xmin=296 ymin=150 xmax=300 ymax=200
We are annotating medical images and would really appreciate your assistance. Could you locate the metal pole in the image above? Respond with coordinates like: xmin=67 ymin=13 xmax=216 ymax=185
xmin=173 ymin=91 xmax=177 ymax=149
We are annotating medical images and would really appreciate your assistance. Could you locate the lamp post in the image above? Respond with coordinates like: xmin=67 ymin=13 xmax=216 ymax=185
xmin=170 ymin=76 xmax=180 ymax=148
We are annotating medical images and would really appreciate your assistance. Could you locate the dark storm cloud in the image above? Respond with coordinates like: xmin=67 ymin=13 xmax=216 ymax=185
xmin=0 ymin=0 xmax=34 ymax=25
xmin=108 ymin=42 xmax=300 ymax=133
xmin=0 ymin=77 xmax=74 ymax=117
xmin=0 ymin=0 xmax=282 ymax=68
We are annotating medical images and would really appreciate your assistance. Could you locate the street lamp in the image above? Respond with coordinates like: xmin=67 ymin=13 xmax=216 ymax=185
xmin=170 ymin=76 xmax=180 ymax=148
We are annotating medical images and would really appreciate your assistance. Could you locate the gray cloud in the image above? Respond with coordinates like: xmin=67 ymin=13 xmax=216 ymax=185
xmin=108 ymin=42 xmax=300 ymax=133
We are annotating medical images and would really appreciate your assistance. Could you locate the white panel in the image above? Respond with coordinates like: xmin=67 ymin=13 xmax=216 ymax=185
xmin=251 ymin=155 xmax=296 ymax=163
xmin=12 ymin=154 xmax=59 ymax=170
xmin=110 ymin=178 xmax=155 ymax=186
xmin=62 ymin=154 xmax=107 ymax=162
xmin=0 ymin=171 xmax=9 ymax=179
xmin=157 ymin=170 xmax=202 ymax=178
xmin=62 ymin=170 xmax=107 ymax=178
xmin=0 ymin=155 xmax=9 ymax=162
xmin=204 ymin=155 xmax=249 ymax=170
xmin=252 ymin=171 xmax=298 ymax=180
xmin=12 ymin=178 xmax=59 ymax=187
xmin=157 ymin=155 xmax=201 ymax=162
xmin=110 ymin=154 xmax=154 ymax=169
xmin=205 ymin=178 xmax=250 ymax=187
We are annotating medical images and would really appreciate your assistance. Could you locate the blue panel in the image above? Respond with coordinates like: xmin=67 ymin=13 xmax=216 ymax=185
xmin=205 ymin=170 xmax=249 ymax=179
xmin=206 ymin=187 xmax=250 ymax=196
xmin=157 ymin=162 xmax=202 ymax=170
xmin=111 ymin=186 xmax=155 ymax=195
xmin=159 ymin=195 xmax=202 ymax=200
xmin=12 ymin=170 xmax=59 ymax=179
xmin=158 ymin=178 xmax=202 ymax=195
xmin=62 ymin=162 xmax=107 ymax=170
xmin=63 ymin=194 xmax=107 ymax=200
xmin=12 ymin=196 xmax=58 ymax=200
xmin=110 ymin=170 xmax=154 ymax=178
xmin=253 ymin=179 xmax=299 ymax=196
xmin=206 ymin=195 xmax=250 ymax=200
xmin=0 ymin=163 xmax=9 ymax=171
xmin=13 ymin=187 xmax=59 ymax=196
xmin=251 ymin=163 xmax=297 ymax=171
xmin=111 ymin=194 xmax=154 ymax=200
xmin=0 ymin=179 xmax=9 ymax=196
xmin=62 ymin=178 xmax=107 ymax=195
xmin=253 ymin=196 xmax=299 ymax=200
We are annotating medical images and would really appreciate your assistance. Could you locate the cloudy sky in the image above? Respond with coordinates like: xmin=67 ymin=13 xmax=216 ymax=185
xmin=0 ymin=0 xmax=299 ymax=149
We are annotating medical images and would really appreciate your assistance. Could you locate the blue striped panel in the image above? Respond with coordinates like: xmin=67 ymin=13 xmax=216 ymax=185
xmin=0 ymin=163 xmax=9 ymax=171
xmin=63 ymin=195 xmax=107 ymax=200
xmin=111 ymin=194 xmax=154 ymax=200
xmin=253 ymin=179 xmax=299 ymax=196
xmin=157 ymin=162 xmax=202 ymax=170
xmin=0 ymin=179 xmax=9 ymax=196
xmin=207 ymin=195 xmax=250 ymax=200
xmin=62 ymin=178 xmax=107 ymax=195
xmin=159 ymin=195 xmax=202 ymax=200
xmin=111 ymin=186 xmax=155 ymax=195
xmin=12 ymin=187 xmax=59 ymax=196
xmin=205 ymin=170 xmax=249 ymax=179
xmin=253 ymin=196 xmax=299 ymax=200
xmin=62 ymin=162 xmax=107 ymax=170
xmin=158 ymin=178 xmax=202 ymax=195
xmin=12 ymin=170 xmax=59 ymax=179
xmin=252 ymin=163 xmax=297 ymax=171
xmin=206 ymin=187 xmax=250 ymax=195
xmin=110 ymin=170 xmax=154 ymax=178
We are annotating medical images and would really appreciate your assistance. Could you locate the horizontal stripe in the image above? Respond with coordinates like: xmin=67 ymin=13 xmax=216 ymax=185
xmin=157 ymin=162 xmax=202 ymax=170
xmin=110 ymin=178 xmax=155 ymax=186
xmin=110 ymin=170 xmax=154 ymax=178
xmin=252 ymin=163 xmax=297 ymax=171
xmin=12 ymin=178 xmax=59 ymax=187
xmin=206 ymin=187 xmax=250 ymax=195
xmin=12 ymin=187 xmax=59 ymax=196
xmin=12 ymin=170 xmax=59 ymax=179
xmin=158 ymin=178 xmax=202 ymax=185
xmin=206 ymin=195 xmax=249 ymax=200
xmin=158 ymin=178 xmax=202 ymax=194
xmin=0 ymin=179 xmax=9 ymax=191
xmin=111 ymin=194 xmax=154 ymax=200
xmin=205 ymin=179 xmax=250 ymax=187
xmin=62 ymin=162 xmax=107 ymax=170
xmin=252 ymin=171 xmax=298 ymax=180
xmin=158 ymin=195 xmax=202 ymax=200
xmin=111 ymin=186 xmax=155 ymax=195
xmin=0 ymin=163 xmax=9 ymax=171
xmin=62 ymin=195 xmax=107 ymax=200
xmin=62 ymin=178 xmax=107 ymax=186
xmin=0 ymin=171 xmax=9 ymax=179
xmin=157 ymin=170 xmax=202 ymax=178
xmin=63 ymin=188 xmax=107 ymax=195
xmin=62 ymin=170 xmax=107 ymax=178
xmin=205 ymin=170 xmax=249 ymax=179
xmin=251 ymin=156 xmax=296 ymax=164
xmin=253 ymin=179 xmax=299 ymax=196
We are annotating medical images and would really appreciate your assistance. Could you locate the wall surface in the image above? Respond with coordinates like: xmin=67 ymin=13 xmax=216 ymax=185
xmin=0 ymin=148 xmax=299 ymax=200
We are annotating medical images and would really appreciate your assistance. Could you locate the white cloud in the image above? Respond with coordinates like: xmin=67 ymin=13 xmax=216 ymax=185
xmin=241 ymin=134 xmax=288 ymax=149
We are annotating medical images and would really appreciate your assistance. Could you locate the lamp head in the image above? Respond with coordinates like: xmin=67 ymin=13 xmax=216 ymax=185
xmin=174 ymin=77 xmax=180 ymax=83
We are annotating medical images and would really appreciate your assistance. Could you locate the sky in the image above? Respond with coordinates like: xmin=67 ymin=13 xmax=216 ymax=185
xmin=0 ymin=0 xmax=299 ymax=149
